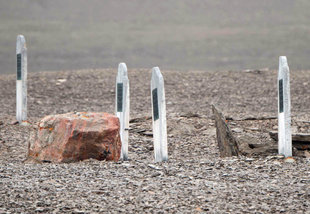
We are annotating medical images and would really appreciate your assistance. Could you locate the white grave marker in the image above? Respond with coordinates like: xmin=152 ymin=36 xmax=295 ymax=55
xmin=151 ymin=67 xmax=168 ymax=162
xmin=278 ymin=56 xmax=292 ymax=157
xmin=16 ymin=35 xmax=27 ymax=122
xmin=116 ymin=63 xmax=130 ymax=160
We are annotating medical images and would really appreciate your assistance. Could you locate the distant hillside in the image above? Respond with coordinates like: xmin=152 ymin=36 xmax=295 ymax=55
xmin=0 ymin=0 xmax=310 ymax=74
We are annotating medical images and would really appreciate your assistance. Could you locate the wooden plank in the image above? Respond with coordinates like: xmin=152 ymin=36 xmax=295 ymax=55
xmin=270 ymin=131 xmax=310 ymax=150
xmin=212 ymin=105 xmax=240 ymax=157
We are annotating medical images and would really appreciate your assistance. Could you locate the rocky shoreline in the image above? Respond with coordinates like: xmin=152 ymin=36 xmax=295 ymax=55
xmin=0 ymin=69 xmax=309 ymax=213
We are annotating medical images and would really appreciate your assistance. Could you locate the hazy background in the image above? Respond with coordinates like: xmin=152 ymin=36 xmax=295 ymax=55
xmin=1 ymin=0 xmax=310 ymax=74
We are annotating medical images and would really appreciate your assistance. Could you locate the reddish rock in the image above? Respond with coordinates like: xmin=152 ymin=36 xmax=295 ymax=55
xmin=28 ymin=112 xmax=121 ymax=163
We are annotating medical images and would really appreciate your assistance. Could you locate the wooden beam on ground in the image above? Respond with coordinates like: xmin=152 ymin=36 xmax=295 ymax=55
xmin=269 ymin=131 xmax=310 ymax=150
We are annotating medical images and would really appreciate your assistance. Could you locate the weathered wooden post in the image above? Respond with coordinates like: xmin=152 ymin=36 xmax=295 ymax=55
xmin=278 ymin=56 xmax=292 ymax=157
xmin=151 ymin=67 xmax=168 ymax=162
xmin=16 ymin=35 xmax=27 ymax=122
xmin=116 ymin=63 xmax=130 ymax=160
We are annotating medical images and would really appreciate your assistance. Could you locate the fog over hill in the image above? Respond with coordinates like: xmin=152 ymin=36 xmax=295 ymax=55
xmin=0 ymin=0 xmax=309 ymax=74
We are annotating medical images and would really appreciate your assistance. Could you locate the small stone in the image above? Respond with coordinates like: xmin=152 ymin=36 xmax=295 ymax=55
xmin=151 ymin=172 xmax=162 ymax=177
xmin=11 ymin=120 xmax=19 ymax=125
xmin=232 ymin=128 xmax=243 ymax=133
xmin=195 ymin=207 xmax=202 ymax=212
xmin=244 ymin=158 xmax=255 ymax=162
xmin=72 ymin=209 xmax=87 ymax=214
xmin=20 ymin=121 xmax=31 ymax=127
xmin=273 ymin=161 xmax=282 ymax=165
xmin=291 ymin=126 xmax=298 ymax=133
xmin=248 ymin=127 xmax=260 ymax=131
xmin=284 ymin=157 xmax=296 ymax=163
xmin=57 ymin=78 xmax=67 ymax=83
xmin=304 ymin=150 xmax=310 ymax=158
xmin=142 ymin=131 xmax=153 ymax=136
xmin=56 ymin=79 xmax=67 ymax=85
xmin=148 ymin=164 xmax=162 ymax=170
xmin=35 ymin=207 xmax=45 ymax=212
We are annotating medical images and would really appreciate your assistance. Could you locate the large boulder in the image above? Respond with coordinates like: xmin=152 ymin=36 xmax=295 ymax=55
xmin=28 ymin=112 xmax=121 ymax=163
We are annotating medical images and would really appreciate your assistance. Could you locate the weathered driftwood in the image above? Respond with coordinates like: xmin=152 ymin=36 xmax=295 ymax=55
xmin=226 ymin=116 xmax=277 ymax=121
xmin=212 ymin=105 xmax=240 ymax=157
xmin=212 ymin=105 xmax=278 ymax=157
xmin=269 ymin=131 xmax=310 ymax=150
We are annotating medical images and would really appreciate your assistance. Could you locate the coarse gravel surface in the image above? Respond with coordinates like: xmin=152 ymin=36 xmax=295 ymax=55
xmin=0 ymin=69 xmax=309 ymax=213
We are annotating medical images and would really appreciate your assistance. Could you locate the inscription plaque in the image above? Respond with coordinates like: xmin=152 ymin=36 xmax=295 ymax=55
xmin=152 ymin=88 xmax=159 ymax=121
xmin=117 ymin=83 xmax=123 ymax=112
xmin=279 ymin=79 xmax=284 ymax=113
xmin=17 ymin=54 xmax=22 ymax=80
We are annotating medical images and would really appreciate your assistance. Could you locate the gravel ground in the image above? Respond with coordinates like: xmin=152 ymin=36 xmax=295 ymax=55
xmin=0 ymin=69 xmax=309 ymax=213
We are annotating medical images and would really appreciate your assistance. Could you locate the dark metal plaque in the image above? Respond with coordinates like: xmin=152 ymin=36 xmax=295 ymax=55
xmin=17 ymin=54 xmax=22 ymax=80
xmin=117 ymin=83 xmax=123 ymax=112
xmin=152 ymin=88 xmax=159 ymax=121
xmin=279 ymin=79 xmax=284 ymax=113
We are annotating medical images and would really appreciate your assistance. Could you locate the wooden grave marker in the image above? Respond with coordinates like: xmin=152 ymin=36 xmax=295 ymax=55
xmin=116 ymin=63 xmax=130 ymax=160
xmin=151 ymin=67 xmax=168 ymax=162
xmin=278 ymin=56 xmax=292 ymax=157
xmin=16 ymin=35 xmax=27 ymax=123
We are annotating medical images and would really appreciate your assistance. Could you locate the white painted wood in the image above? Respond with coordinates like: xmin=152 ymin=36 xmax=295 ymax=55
xmin=116 ymin=63 xmax=130 ymax=160
xmin=151 ymin=67 xmax=168 ymax=162
xmin=278 ymin=56 xmax=292 ymax=157
xmin=16 ymin=35 xmax=27 ymax=122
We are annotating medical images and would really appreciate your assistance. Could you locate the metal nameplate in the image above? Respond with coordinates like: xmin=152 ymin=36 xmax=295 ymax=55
xmin=117 ymin=83 xmax=123 ymax=112
xmin=17 ymin=54 xmax=22 ymax=80
xmin=279 ymin=79 xmax=284 ymax=113
xmin=152 ymin=88 xmax=159 ymax=121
